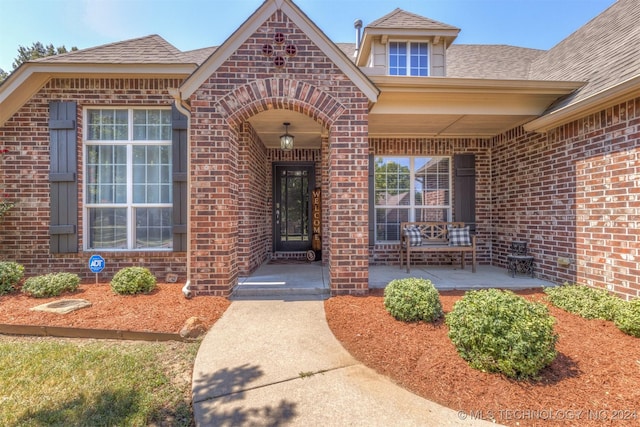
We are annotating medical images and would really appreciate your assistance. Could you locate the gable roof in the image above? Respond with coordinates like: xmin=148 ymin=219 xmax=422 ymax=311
xmin=525 ymin=0 xmax=640 ymax=131
xmin=0 ymin=35 xmax=199 ymax=125
xmin=356 ymin=8 xmax=460 ymax=67
xmin=367 ymin=8 xmax=459 ymax=31
xmin=179 ymin=0 xmax=378 ymax=102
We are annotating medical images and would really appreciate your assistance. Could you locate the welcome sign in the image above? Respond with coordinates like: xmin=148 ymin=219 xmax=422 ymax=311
xmin=312 ymin=187 xmax=322 ymax=254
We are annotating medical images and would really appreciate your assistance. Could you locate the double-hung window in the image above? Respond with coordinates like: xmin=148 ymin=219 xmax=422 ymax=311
xmin=389 ymin=41 xmax=429 ymax=76
xmin=84 ymin=108 xmax=173 ymax=250
xmin=374 ymin=156 xmax=450 ymax=242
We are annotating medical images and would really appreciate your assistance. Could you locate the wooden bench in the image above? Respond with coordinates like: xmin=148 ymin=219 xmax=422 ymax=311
xmin=400 ymin=222 xmax=476 ymax=273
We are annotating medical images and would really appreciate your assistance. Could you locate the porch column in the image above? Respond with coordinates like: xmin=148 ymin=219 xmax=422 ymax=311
xmin=328 ymin=117 xmax=369 ymax=295
xmin=189 ymin=116 xmax=239 ymax=296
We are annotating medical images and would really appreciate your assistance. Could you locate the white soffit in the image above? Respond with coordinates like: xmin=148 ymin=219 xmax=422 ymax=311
xmin=0 ymin=63 xmax=195 ymax=126
xmin=368 ymin=77 xmax=583 ymax=137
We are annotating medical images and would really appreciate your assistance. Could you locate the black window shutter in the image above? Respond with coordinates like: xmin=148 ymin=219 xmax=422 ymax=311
xmin=172 ymin=104 xmax=188 ymax=252
xmin=49 ymin=101 xmax=78 ymax=253
xmin=454 ymin=154 xmax=476 ymax=233
xmin=368 ymin=153 xmax=375 ymax=246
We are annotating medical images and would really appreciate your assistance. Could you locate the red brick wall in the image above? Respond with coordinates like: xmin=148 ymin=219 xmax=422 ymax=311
xmin=492 ymin=96 xmax=640 ymax=300
xmin=188 ymin=9 xmax=369 ymax=295
xmin=237 ymin=123 xmax=269 ymax=274
xmin=369 ymin=137 xmax=492 ymax=266
xmin=0 ymin=78 xmax=187 ymax=283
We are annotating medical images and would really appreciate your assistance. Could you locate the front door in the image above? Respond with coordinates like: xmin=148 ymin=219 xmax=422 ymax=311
xmin=273 ymin=164 xmax=315 ymax=252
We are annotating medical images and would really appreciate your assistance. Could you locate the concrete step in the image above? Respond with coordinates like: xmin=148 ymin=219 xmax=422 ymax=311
xmin=231 ymin=285 xmax=330 ymax=299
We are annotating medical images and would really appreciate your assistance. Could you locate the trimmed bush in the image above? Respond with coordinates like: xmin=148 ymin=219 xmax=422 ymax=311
xmin=21 ymin=273 xmax=80 ymax=298
xmin=383 ymin=277 xmax=443 ymax=322
xmin=614 ymin=299 xmax=640 ymax=338
xmin=0 ymin=261 xmax=24 ymax=295
xmin=544 ymin=284 xmax=623 ymax=321
xmin=111 ymin=267 xmax=156 ymax=295
xmin=446 ymin=289 xmax=557 ymax=380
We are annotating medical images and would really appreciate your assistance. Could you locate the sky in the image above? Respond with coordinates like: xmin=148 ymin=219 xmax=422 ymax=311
xmin=0 ymin=0 xmax=617 ymax=73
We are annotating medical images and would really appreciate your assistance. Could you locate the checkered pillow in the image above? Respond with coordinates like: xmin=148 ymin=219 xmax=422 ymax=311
xmin=448 ymin=226 xmax=471 ymax=246
xmin=404 ymin=226 xmax=422 ymax=246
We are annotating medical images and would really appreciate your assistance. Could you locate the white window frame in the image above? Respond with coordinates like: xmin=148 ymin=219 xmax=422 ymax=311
xmin=83 ymin=107 xmax=173 ymax=251
xmin=388 ymin=40 xmax=430 ymax=76
xmin=374 ymin=156 xmax=451 ymax=243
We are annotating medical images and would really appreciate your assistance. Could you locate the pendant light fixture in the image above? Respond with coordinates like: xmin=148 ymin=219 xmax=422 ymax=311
xmin=280 ymin=122 xmax=294 ymax=151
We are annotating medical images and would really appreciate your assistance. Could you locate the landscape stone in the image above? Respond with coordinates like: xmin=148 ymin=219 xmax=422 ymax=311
xmin=30 ymin=299 xmax=92 ymax=314
xmin=180 ymin=316 xmax=208 ymax=339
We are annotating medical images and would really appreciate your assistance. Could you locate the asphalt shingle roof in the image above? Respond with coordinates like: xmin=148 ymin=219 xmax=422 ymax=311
xmin=36 ymin=35 xmax=190 ymax=64
xmin=447 ymin=45 xmax=544 ymax=80
xmin=367 ymin=8 xmax=459 ymax=31
xmin=25 ymin=0 xmax=637 ymax=109
xmin=528 ymin=0 xmax=640 ymax=110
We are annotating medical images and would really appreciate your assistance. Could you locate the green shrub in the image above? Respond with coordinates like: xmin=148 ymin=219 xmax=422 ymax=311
xmin=446 ymin=289 xmax=557 ymax=380
xmin=544 ymin=284 xmax=623 ymax=321
xmin=21 ymin=273 xmax=80 ymax=298
xmin=0 ymin=261 xmax=25 ymax=295
xmin=383 ymin=277 xmax=443 ymax=322
xmin=614 ymin=299 xmax=640 ymax=338
xmin=111 ymin=267 xmax=157 ymax=295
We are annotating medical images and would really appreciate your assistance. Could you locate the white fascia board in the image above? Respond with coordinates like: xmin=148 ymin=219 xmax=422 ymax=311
xmin=371 ymin=76 xmax=585 ymax=95
xmin=0 ymin=63 xmax=196 ymax=125
xmin=523 ymin=74 xmax=640 ymax=133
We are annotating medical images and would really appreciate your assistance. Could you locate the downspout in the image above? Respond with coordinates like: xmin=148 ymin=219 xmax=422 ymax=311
xmin=169 ymin=88 xmax=193 ymax=299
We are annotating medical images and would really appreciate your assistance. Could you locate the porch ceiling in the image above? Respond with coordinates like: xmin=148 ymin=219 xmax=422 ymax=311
xmin=247 ymin=109 xmax=324 ymax=149
xmin=245 ymin=77 xmax=584 ymax=144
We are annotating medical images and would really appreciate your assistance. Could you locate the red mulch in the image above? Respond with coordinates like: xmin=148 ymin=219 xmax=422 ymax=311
xmin=0 ymin=283 xmax=230 ymax=333
xmin=2 ymin=284 xmax=638 ymax=426
xmin=324 ymin=289 xmax=640 ymax=427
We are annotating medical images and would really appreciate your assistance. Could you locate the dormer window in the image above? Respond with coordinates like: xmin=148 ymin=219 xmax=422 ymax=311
xmin=389 ymin=41 xmax=429 ymax=76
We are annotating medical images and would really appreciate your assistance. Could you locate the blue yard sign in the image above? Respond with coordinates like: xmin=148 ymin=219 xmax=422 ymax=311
xmin=89 ymin=254 xmax=105 ymax=273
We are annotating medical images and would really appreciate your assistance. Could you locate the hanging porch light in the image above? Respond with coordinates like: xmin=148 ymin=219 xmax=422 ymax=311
xmin=280 ymin=122 xmax=294 ymax=151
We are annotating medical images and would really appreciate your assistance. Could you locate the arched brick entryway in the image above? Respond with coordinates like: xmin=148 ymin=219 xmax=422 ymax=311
xmin=188 ymin=78 xmax=369 ymax=296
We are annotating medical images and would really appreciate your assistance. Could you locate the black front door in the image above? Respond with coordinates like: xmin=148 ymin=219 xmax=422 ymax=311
xmin=273 ymin=164 xmax=315 ymax=252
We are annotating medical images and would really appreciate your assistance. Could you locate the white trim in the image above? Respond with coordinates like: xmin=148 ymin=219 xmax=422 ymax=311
xmin=523 ymin=74 xmax=640 ymax=133
xmin=0 ymin=62 xmax=195 ymax=125
xmin=373 ymin=155 xmax=452 ymax=242
xmin=387 ymin=40 xmax=430 ymax=77
xmin=82 ymin=106 xmax=173 ymax=251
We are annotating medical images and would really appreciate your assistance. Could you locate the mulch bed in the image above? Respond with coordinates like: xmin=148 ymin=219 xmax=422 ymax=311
xmin=0 ymin=283 xmax=230 ymax=334
xmin=2 ymin=284 xmax=638 ymax=426
xmin=324 ymin=289 xmax=640 ymax=427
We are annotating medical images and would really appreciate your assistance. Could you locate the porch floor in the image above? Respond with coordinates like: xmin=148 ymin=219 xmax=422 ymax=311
xmin=233 ymin=262 xmax=553 ymax=299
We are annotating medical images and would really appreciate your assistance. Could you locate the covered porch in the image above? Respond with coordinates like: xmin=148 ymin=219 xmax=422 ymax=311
xmin=232 ymin=262 xmax=552 ymax=299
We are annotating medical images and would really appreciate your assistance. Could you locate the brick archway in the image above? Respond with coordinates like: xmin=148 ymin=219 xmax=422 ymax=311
xmin=216 ymin=78 xmax=345 ymax=127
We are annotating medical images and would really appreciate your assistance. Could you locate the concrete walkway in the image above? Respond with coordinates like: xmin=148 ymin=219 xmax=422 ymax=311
xmin=192 ymin=296 xmax=499 ymax=426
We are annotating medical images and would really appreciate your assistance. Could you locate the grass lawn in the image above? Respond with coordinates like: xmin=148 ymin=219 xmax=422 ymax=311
xmin=0 ymin=336 xmax=199 ymax=426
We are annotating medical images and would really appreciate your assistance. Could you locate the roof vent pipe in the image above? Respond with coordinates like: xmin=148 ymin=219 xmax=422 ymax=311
xmin=354 ymin=19 xmax=363 ymax=56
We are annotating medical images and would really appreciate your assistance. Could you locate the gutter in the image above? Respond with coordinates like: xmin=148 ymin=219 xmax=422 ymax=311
xmin=524 ymin=74 xmax=640 ymax=133
xmin=168 ymin=88 xmax=193 ymax=299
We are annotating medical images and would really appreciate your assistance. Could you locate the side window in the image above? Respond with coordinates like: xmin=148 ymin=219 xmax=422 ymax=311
xmin=374 ymin=156 xmax=450 ymax=242
xmin=84 ymin=108 xmax=172 ymax=250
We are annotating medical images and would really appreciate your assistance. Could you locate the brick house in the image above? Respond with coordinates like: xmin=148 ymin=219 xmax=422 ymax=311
xmin=0 ymin=0 xmax=638 ymax=299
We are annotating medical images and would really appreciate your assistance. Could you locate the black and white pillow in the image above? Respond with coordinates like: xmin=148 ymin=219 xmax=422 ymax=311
xmin=448 ymin=226 xmax=471 ymax=246
xmin=404 ymin=226 xmax=422 ymax=246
